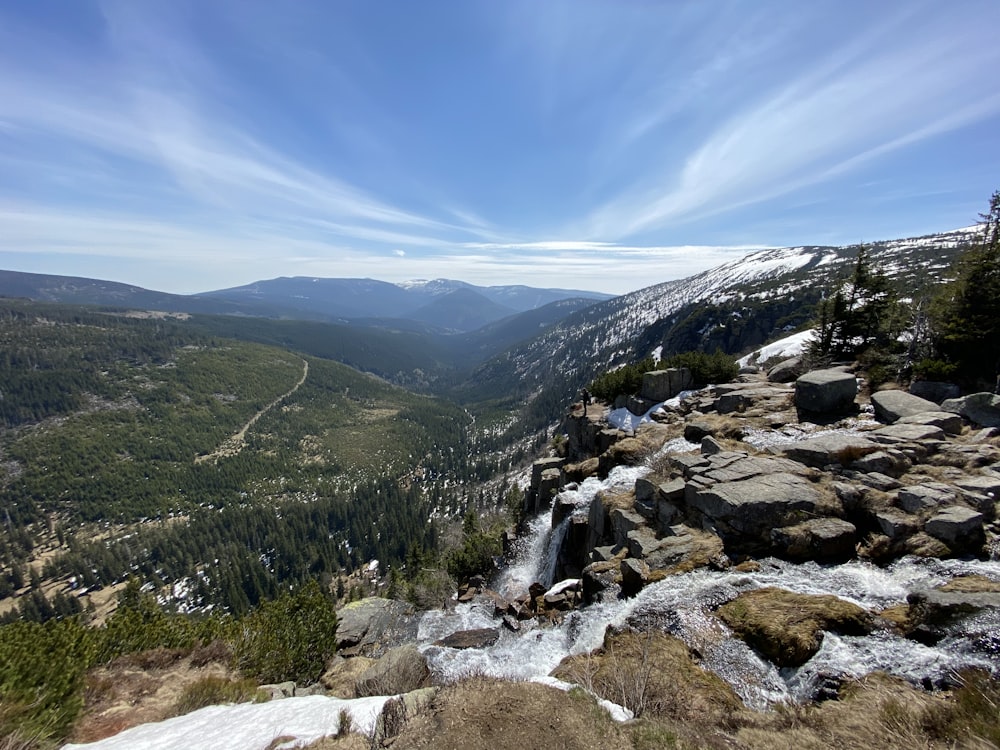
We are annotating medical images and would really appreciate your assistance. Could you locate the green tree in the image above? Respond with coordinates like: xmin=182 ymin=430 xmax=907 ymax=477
xmin=930 ymin=190 xmax=1000 ymax=387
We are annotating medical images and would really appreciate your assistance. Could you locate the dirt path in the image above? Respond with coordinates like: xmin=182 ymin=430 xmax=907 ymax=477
xmin=195 ymin=358 xmax=309 ymax=464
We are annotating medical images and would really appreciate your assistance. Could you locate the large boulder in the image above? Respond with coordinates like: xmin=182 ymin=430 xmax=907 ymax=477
xmin=942 ymin=392 xmax=1000 ymax=427
xmin=770 ymin=518 xmax=857 ymax=562
xmin=641 ymin=368 xmax=694 ymax=401
xmin=897 ymin=411 xmax=964 ymax=435
xmin=909 ymin=380 xmax=961 ymax=403
xmin=870 ymin=390 xmax=941 ymax=424
xmin=773 ymin=433 xmax=878 ymax=469
xmin=688 ymin=473 xmax=836 ymax=552
xmin=795 ymin=369 xmax=858 ymax=414
xmin=433 ymin=628 xmax=500 ymax=650
xmin=767 ymin=356 xmax=805 ymax=383
xmin=336 ymin=598 xmax=417 ymax=657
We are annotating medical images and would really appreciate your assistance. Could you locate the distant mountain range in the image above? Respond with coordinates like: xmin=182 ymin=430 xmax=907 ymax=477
xmin=0 ymin=272 xmax=613 ymax=333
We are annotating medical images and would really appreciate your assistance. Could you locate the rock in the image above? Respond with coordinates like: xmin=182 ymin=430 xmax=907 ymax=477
xmin=620 ymin=557 xmax=649 ymax=597
xmin=767 ymin=356 xmax=805 ymax=383
xmin=954 ymin=475 xmax=1000 ymax=513
xmin=700 ymin=436 xmax=725 ymax=455
xmin=688 ymin=473 xmax=837 ymax=553
xmin=610 ymin=507 xmax=647 ymax=549
xmin=897 ymin=484 xmax=955 ymax=513
xmin=641 ymin=368 xmax=694 ymax=401
xmin=582 ymin=559 xmax=621 ymax=603
xmin=259 ymin=681 xmax=296 ymax=700
xmin=869 ymin=423 xmax=946 ymax=443
xmin=320 ymin=655 xmax=376 ymax=697
xmin=738 ymin=365 xmax=759 ymax=375
xmin=716 ymin=588 xmax=875 ymax=668
xmin=771 ymin=518 xmax=857 ymax=562
xmin=870 ymin=390 xmax=941 ymax=424
xmin=336 ymin=597 xmax=417 ymax=657
xmin=684 ymin=420 xmax=714 ymax=442
xmin=295 ymin=683 xmax=327 ymax=697
xmin=909 ymin=380 xmax=961 ymax=403
xmin=774 ymin=434 xmax=878 ymax=469
xmin=642 ymin=527 xmax=726 ymax=572
xmin=924 ymin=506 xmax=985 ymax=551
xmin=591 ymin=545 xmax=617 ymax=562
xmin=858 ymin=472 xmax=902 ymax=492
xmin=795 ymin=369 xmax=858 ymax=414
xmin=849 ymin=450 xmax=909 ymax=477
xmin=942 ymin=392 xmax=1000 ymax=427
xmin=875 ymin=509 xmax=921 ymax=541
xmin=897 ymin=411 xmax=964 ymax=435
xmin=502 ymin=614 xmax=521 ymax=632
xmin=433 ymin=628 xmax=500 ymax=650
xmin=906 ymin=587 xmax=1000 ymax=628
xmin=355 ymin=645 xmax=430 ymax=697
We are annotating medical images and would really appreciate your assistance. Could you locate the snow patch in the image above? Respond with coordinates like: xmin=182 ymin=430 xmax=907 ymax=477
xmin=737 ymin=329 xmax=815 ymax=368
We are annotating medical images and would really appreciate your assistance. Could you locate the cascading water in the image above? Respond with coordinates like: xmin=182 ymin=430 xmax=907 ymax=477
xmin=418 ymin=446 xmax=1000 ymax=713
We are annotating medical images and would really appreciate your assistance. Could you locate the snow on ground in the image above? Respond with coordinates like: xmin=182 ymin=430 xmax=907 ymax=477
xmin=62 ymin=694 xmax=393 ymax=750
xmin=737 ymin=329 xmax=815 ymax=368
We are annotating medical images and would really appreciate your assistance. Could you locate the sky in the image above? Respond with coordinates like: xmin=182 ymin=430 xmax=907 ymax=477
xmin=1 ymin=1 xmax=999 ymax=296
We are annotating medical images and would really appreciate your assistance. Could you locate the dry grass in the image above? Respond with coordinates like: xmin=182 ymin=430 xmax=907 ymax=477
xmin=171 ymin=676 xmax=266 ymax=716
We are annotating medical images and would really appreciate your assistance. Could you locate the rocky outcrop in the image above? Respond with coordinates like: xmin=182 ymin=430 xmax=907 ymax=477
xmin=524 ymin=457 xmax=567 ymax=514
xmin=794 ymin=368 xmax=858 ymax=414
xmin=641 ymin=367 xmax=694 ymax=401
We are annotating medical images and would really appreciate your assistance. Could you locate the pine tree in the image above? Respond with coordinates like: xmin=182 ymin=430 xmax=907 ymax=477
xmin=930 ymin=190 xmax=1000 ymax=388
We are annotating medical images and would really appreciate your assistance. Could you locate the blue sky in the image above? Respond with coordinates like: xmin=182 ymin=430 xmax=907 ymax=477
xmin=1 ymin=1 xmax=998 ymax=295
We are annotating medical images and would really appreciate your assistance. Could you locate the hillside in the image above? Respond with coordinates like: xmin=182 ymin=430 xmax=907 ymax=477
xmin=458 ymin=226 xmax=981 ymax=426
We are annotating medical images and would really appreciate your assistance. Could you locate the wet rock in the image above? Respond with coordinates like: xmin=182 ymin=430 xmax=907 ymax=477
xmin=943 ymin=392 xmax=1000 ymax=427
xmin=870 ymin=390 xmax=941 ymax=424
xmin=502 ymin=614 xmax=521 ymax=632
xmin=906 ymin=587 xmax=1000 ymax=631
xmin=795 ymin=368 xmax=858 ymax=414
xmin=582 ymin=559 xmax=621 ymax=603
xmin=619 ymin=557 xmax=649 ymax=597
xmin=924 ymin=506 xmax=985 ymax=551
xmin=909 ymin=380 xmax=961 ymax=403
xmin=433 ymin=628 xmax=501 ymax=650
xmin=771 ymin=518 xmax=857 ymax=562
xmin=716 ymin=587 xmax=875 ymax=668
xmin=897 ymin=411 xmax=963 ymax=435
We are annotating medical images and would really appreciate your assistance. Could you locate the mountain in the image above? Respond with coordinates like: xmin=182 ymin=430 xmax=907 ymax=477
xmin=459 ymin=226 xmax=981 ymax=424
xmin=408 ymin=288 xmax=517 ymax=332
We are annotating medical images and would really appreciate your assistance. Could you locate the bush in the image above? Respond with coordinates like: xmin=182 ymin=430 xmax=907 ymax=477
xmin=234 ymin=580 xmax=338 ymax=685
xmin=912 ymin=358 xmax=958 ymax=382
xmin=661 ymin=350 xmax=738 ymax=385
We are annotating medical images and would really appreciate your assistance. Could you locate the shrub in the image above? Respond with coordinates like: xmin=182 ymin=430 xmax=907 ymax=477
xmin=233 ymin=580 xmax=338 ymax=685
xmin=661 ymin=350 xmax=738 ymax=385
xmin=912 ymin=358 xmax=958 ymax=382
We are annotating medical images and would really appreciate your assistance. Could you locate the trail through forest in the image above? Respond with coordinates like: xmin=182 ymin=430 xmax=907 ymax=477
xmin=196 ymin=358 xmax=309 ymax=464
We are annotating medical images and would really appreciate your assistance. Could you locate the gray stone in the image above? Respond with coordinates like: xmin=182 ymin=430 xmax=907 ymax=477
xmin=942 ymin=392 xmax=1000 ymax=428
xmin=907 ymin=588 xmax=1000 ymax=624
xmin=336 ymin=598 xmax=417 ymax=657
xmin=771 ymin=518 xmax=857 ymax=562
xmin=909 ymin=380 xmax=961 ymax=403
xmin=626 ymin=527 xmax=662 ymax=559
xmin=897 ymin=485 xmax=955 ymax=513
xmin=295 ymin=683 xmax=327 ymax=697
xmin=871 ymin=390 xmax=941 ymax=424
xmin=925 ymin=506 xmax=985 ymax=549
xmin=869 ymin=423 xmax=946 ymax=442
xmin=610 ymin=508 xmax=647 ymax=549
xmin=641 ymin=368 xmax=694 ymax=401
xmin=795 ymin=369 xmax=858 ymax=414
xmin=433 ymin=628 xmax=500 ymax=650
xmin=591 ymin=545 xmax=617 ymax=563
xmin=774 ymin=434 xmax=878 ymax=469
xmin=701 ymin=436 xmax=725 ymax=455
xmin=954 ymin=475 xmax=1000 ymax=504
xmin=688 ymin=472 xmax=834 ymax=545
xmin=897 ymin=411 xmax=964 ymax=435
xmin=684 ymin=420 xmax=714 ymax=442
xmin=859 ymin=472 xmax=902 ymax=492
xmin=767 ymin=356 xmax=805 ymax=383
xmin=620 ymin=557 xmax=649 ymax=596
xmin=849 ymin=450 xmax=909 ymax=477
xmin=875 ymin=509 xmax=921 ymax=540
xmin=670 ymin=453 xmax=710 ymax=477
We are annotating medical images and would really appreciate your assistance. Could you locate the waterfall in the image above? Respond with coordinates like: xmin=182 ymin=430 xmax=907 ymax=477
xmin=419 ymin=461 xmax=1000 ymax=710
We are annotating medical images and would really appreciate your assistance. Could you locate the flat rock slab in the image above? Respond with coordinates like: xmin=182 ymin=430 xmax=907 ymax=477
xmin=337 ymin=597 xmax=417 ymax=656
xmin=773 ymin=433 xmax=878 ymax=468
xmin=925 ymin=506 xmax=985 ymax=549
xmin=433 ymin=627 xmax=501 ymax=650
xmin=869 ymin=423 xmax=946 ymax=442
xmin=871 ymin=390 xmax=941 ymax=424
xmin=897 ymin=411 xmax=963 ymax=435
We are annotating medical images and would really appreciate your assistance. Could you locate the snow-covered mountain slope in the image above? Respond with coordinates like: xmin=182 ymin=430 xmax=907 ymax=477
xmin=463 ymin=226 xmax=981 ymax=412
